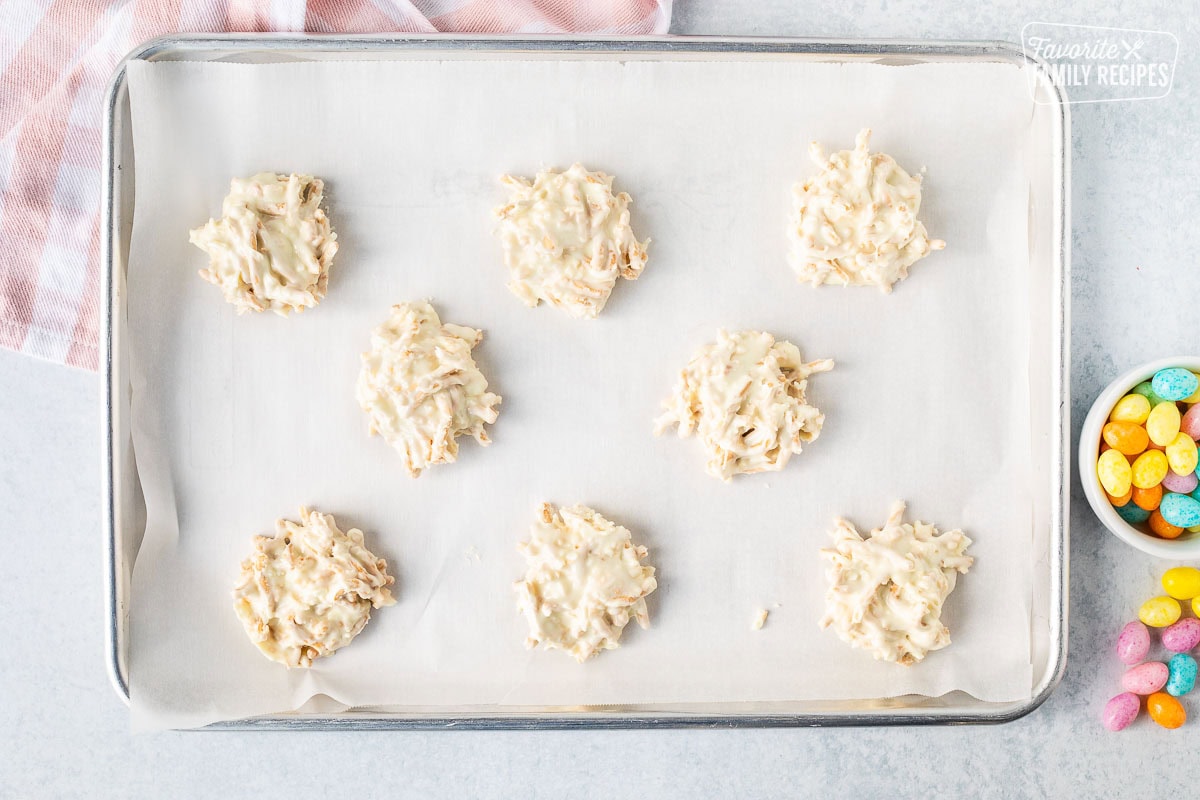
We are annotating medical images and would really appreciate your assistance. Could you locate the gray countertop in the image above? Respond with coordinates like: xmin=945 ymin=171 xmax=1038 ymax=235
xmin=3 ymin=1 xmax=1197 ymax=796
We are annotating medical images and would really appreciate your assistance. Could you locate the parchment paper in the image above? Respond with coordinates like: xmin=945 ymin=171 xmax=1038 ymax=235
xmin=125 ymin=56 xmax=1037 ymax=730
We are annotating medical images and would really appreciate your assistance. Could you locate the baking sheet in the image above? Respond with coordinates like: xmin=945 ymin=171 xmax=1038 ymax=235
xmin=125 ymin=56 xmax=1036 ymax=730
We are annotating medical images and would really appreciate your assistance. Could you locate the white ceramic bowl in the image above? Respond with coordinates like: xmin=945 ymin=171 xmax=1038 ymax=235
xmin=1080 ymin=356 xmax=1200 ymax=559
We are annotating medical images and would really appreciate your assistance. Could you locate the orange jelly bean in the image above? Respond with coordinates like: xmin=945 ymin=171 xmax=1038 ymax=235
xmin=1132 ymin=484 xmax=1163 ymax=511
xmin=1150 ymin=510 xmax=1185 ymax=539
xmin=1103 ymin=421 xmax=1149 ymax=456
xmin=1148 ymin=692 xmax=1186 ymax=729
xmin=1107 ymin=488 xmax=1134 ymax=506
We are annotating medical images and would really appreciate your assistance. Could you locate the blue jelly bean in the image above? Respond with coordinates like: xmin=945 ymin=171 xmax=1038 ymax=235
xmin=1116 ymin=503 xmax=1152 ymax=524
xmin=1167 ymin=653 xmax=1198 ymax=697
xmin=1160 ymin=492 xmax=1200 ymax=528
xmin=1152 ymin=368 xmax=1200 ymax=402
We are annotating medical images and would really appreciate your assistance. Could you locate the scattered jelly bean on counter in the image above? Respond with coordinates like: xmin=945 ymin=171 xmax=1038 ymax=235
xmin=1122 ymin=661 xmax=1169 ymax=695
xmin=1147 ymin=692 xmax=1187 ymax=729
xmin=1161 ymin=618 xmax=1200 ymax=652
xmin=1166 ymin=654 xmax=1198 ymax=698
xmin=1098 ymin=449 xmax=1133 ymax=497
xmin=1132 ymin=450 xmax=1169 ymax=489
xmin=1166 ymin=432 xmax=1199 ymax=476
xmin=1116 ymin=620 xmax=1152 ymax=665
xmin=1160 ymin=493 xmax=1200 ymax=528
xmin=1140 ymin=596 xmax=1183 ymax=627
xmin=1162 ymin=469 xmax=1199 ymax=495
xmin=1152 ymin=368 xmax=1200 ymax=402
xmin=1163 ymin=566 xmax=1200 ymax=599
xmin=1103 ymin=692 xmax=1141 ymax=732
xmin=1110 ymin=393 xmax=1152 ymax=424
xmin=1147 ymin=401 xmax=1183 ymax=448
xmin=1149 ymin=510 xmax=1185 ymax=539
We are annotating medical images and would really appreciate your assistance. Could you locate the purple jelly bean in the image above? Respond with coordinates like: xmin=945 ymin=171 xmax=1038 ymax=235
xmin=1163 ymin=469 xmax=1199 ymax=495
xmin=1117 ymin=620 xmax=1151 ymax=665
xmin=1162 ymin=617 xmax=1200 ymax=653
xmin=1103 ymin=692 xmax=1141 ymax=731
xmin=1122 ymin=661 xmax=1169 ymax=695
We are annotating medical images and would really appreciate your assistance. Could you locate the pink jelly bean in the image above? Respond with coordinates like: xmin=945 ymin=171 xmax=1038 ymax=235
xmin=1104 ymin=692 xmax=1141 ymax=731
xmin=1122 ymin=661 xmax=1169 ymax=694
xmin=1162 ymin=617 xmax=1200 ymax=653
xmin=1182 ymin=404 xmax=1200 ymax=440
xmin=1117 ymin=620 xmax=1151 ymax=665
xmin=1163 ymin=469 xmax=1199 ymax=494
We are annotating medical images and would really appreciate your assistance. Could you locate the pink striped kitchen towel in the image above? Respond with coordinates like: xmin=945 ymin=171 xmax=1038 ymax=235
xmin=0 ymin=0 xmax=672 ymax=370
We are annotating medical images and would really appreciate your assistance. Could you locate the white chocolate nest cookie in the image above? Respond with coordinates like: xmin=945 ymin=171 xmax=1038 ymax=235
xmin=190 ymin=173 xmax=338 ymax=314
xmin=357 ymin=301 xmax=501 ymax=478
xmin=232 ymin=507 xmax=395 ymax=668
xmin=818 ymin=502 xmax=973 ymax=666
xmin=514 ymin=503 xmax=657 ymax=662
xmin=787 ymin=129 xmax=944 ymax=292
xmin=494 ymin=164 xmax=648 ymax=318
xmin=654 ymin=329 xmax=833 ymax=481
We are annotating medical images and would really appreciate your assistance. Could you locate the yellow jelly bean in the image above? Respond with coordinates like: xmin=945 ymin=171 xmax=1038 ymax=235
xmin=1147 ymin=401 xmax=1182 ymax=447
xmin=1110 ymin=393 xmax=1152 ymax=425
xmin=1097 ymin=449 xmax=1133 ymax=496
xmin=1140 ymin=596 xmax=1183 ymax=627
xmin=1131 ymin=449 xmax=1169 ymax=489
xmin=1166 ymin=432 xmax=1199 ymax=476
xmin=1194 ymin=596 xmax=1200 ymax=617
xmin=1162 ymin=567 xmax=1200 ymax=600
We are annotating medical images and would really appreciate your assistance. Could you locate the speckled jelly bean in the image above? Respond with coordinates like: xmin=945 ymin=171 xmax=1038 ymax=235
xmin=1152 ymin=368 xmax=1200 ymax=402
xmin=1160 ymin=492 xmax=1200 ymax=528
xmin=1185 ymin=375 xmax=1200 ymax=404
xmin=1166 ymin=432 xmax=1199 ymax=476
xmin=1182 ymin=404 xmax=1200 ymax=441
xmin=1122 ymin=661 xmax=1169 ymax=695
xmin=1148 ymin=692 xmax=1187 ymax=729
xmin=1097 ymin=449 xmax=1133 ymax=496
xmin=1110 ymin=393 xmax=1152 ymax=425
xmin=1132 ymin=450 xmax=1169 ymax=489
xmin=1140 ymin=595 xmax=1183 ymax=627
xmin=1103 ymin=692 xmax=1141 ymax=731
xmin=1132 ymin=484 xmax=1162 ymax=511
xmin=1162 ymin=618 xmax=1200 ymax=652
xmin=1167 ymin=653 xmax=1198 ymax=697
xmin=1132 ymin=381 xmax=1167 ymax=406
xmin=1162 ymin=469 xmax=1199 ymax=495
xmin=1103 ymin=421 xmax=1149 ymax=456
xmin=1147 ymin=402 xmax=1182 ymax=448
xmin=1150 ymin=510 xmax=1185 ymax=539
xmin=1117 ymin=503 xmax=1152 ymax=524
xmin=1116 ymin=620 xmax=1152 ymax=665
xmin=1163 ymin=566 xmax=1200 ymax=599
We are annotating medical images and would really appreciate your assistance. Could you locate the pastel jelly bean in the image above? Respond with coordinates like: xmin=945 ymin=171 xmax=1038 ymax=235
xmin=1140 ymin=595 xmax=1182 ymax=627
xmin=1194 ymin=596 xmax=1200 ymax=617
xmin=1166 ymin=653 xmax=1197 ymax=697
xmin=1103 ymin=421 xmax=1149 ymax=456
xmin=1166 ymin=432 xmax=1199 ymax=476
xmin=1131 ymin=450 xmax=1168 ymax=489
xmin=1147 ymin=692 xmax=1187 ymax=728
xmin=1150 ymin=510 xmax=1185 ymax=539
xmin=1160 ymin=492 xmax=1200 ymax=528
xmin=1185 ymin=375 xmax=1200 ymax=404
xmin=1132 ymin=484 xmax=1162 ymax=511
xmin=1122 ymin=661 xmax=1169 ymax=695
xmin=1147 ymin=401 xmax=1182 ymax=447
xmin=1110 ymin=393 xmax=1152 ymax=425
xmin=1103 ymin=692 xmax=1141 ymax=732
xmin=1181 ymin=404 xmax=1200 ymax=440
xmin=1097 ymin=449 xmax=1133 ymax=496
xmin=1162 ymin=618 xmax=1200 ymax=652
xmin=1116 ymin=620 xmax=1152 ymax=665
xmin=1162 ymin=469 xmax=1199 ymax=494
xmin=1152 ymin=368 xmax=1200 ymax=402
xmin=1163 ymin=566 xmax=1200 ymax=599
xmin=1117 ymin=503 xmax=1152 ymax=524
xmin=1132 ymin=381 xmax=1166 ymax=406
xmin=1107 ymin=487 xmax=1133 ymax=507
